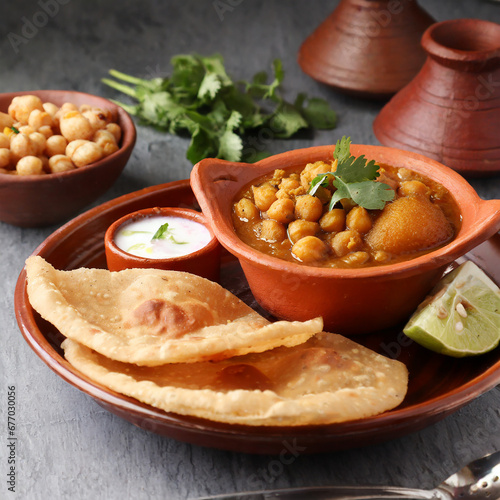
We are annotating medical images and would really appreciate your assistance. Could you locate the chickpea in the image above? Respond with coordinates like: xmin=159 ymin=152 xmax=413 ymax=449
xmin=8 ymin=95 xmax=44 ymax=124
xmin=288 ymin=220 xmax=319 ymax=244
xmin=65 ymin=139 xmax=88 ymax=158
xmin=18 ymin=125 xmax=35 ymax=136
xmin=0 ymin=112 xmax=14 ymax=130
xmin=29 ymin=132 xmax=47 ymax=156
xmin=275 ymin=188 xmax=292 ymax=200
xmin=398 ymin=180 xmax=430 ymax=198
xmin=48 ymin=154 xmax=75 ymax=173
xmin=0 ymin=133 xmax=10 ymax=149
xmin=295 ymin=194 xmax=323 ymax=222
xmin=16 ymin=156 xmax=44 ymax=175
xmin=252 ymin=184 xmax=277 ymax=212
xmin=70 ymin=141 xmax=103 ymax=167
xmin=82 ymin=109 xmax=111 ymax=131
xmin=266 ymin=198 xmax=295 ymax=224
xmin=59 ymin=112 xmax=94 ymax=141
xmin=38 ymin=125 xmax=54 ymax=139
xmin=28 ymin=109 xmax=53 ymax=130
xmin=44 ymin=135 xmax=67 ymax=157
xmin=93 ymin=129 xmax=119 ymax=156
xmin=319 ymin=208 xmax=346 ymax=233
xmin=106 ymin=122 xmax=122 ymax=143
xmin=10 ymin=133 xmax=37 ymax=160
xmin=330 ymin=230 xmax=363 ymax=257
xmin=300 ymin=161 xmax=332 ymax=189
xmin=0 ymin=148 xmax=11 ymax=168
xmin=342 ymin=251 xmax=370 ymax=266
xmin=234 ymin=198 xmax=260 ymax=221
xmin=346 ymin=206 xmax=372 ymax=234
xmin=292 ymin=236 xmax=328 ymax=263
xmin=374 ymin=250 xmax=391 ymax=263
xmin=42 ymin=102 xmax=59 ymax=117
xmin=279 ymin=177 xmax=300 ymax=192
xmin=260 ymin=220 xmax=286 ymax=243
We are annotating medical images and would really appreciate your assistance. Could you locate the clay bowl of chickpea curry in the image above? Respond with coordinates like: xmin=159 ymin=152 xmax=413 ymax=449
xmin=191 ymin=140 xmax=500 ymax=335
xmin=0 ymin=90 xmax=136 ymax=227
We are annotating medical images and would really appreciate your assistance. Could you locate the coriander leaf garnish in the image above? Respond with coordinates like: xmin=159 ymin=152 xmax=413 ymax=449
xmin=103 ymin=54 xmax=337 ymax=164
xmin=308 ymin=136 xmax=395 ymax=211
xmin=10 ymin=126 xmax=20 ymax=134
xmin=152 ymin=223 xmax=171 ymax=240
xmin=151 ymin=223 xmax=188 ymax=245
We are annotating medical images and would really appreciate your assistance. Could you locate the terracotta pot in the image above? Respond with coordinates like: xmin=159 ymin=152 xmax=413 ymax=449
xmin=191 ymin=145 xmax=500 ymax=335
xmin=0 ymin=90 xmax=136 ymax=227
xmin=104 ymin=206 xmax=221 ymax=282
xmin=374 ymin=19 xmax=500 ymax=176
xmin=297 ymin=0 xmax=434 ymax=98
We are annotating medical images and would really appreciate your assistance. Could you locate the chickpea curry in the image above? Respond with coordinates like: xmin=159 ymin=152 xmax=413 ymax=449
xmin=232 ymin=140 xmax=460 ymax=269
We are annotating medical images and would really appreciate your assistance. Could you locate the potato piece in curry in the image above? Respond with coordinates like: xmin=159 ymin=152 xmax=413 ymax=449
xmin=232 ymin=162 xmax=460 ymax=269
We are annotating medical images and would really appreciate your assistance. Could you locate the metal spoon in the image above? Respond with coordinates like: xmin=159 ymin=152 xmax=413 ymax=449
xmin=197 ymin=450 xmax=500 ymax=500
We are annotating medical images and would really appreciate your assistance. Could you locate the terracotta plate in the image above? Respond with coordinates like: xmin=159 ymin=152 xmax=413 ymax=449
xmin=14 ymin=180 xmax=500 ymax=454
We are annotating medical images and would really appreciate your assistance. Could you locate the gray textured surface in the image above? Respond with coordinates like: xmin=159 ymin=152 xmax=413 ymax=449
xmin=0 ymin=1 xmax=499 ymax=499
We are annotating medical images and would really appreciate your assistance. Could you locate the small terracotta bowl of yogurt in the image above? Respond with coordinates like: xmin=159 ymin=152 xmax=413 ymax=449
xmin=104 ymin=207 xmax=221 ymax=281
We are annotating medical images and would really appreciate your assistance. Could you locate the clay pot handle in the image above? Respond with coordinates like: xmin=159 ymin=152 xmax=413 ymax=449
xmin=475 ymin=199 xmax=500 ymax=237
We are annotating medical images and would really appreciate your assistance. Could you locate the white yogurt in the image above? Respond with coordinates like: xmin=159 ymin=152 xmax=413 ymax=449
xmin=114 ymin=215 xmax=212 ymax=259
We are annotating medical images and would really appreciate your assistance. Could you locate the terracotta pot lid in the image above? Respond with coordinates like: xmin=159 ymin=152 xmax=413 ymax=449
xmin=298 ymin=0 xmax=434 ymax=99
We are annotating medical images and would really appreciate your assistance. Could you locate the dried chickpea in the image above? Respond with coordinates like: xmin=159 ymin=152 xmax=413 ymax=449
xmin=234 ymin=198 xmax=260 ymax=221
xmin=59 ymin=112 xmax=94 ymax=142
xmin=65 ymin=139 xmax=87 ymax=158
xmin=28 ymin=109 xmax=53 ymax=129
xmin=82 ymin=109 xmax=110 ymax=131
xmin=42 ymin=102 xmax=59 ymax=117
xmin=330 ymin=230 xmax=363 ymax=257
xmin=0 ymin=112 xmax=14 ymax=129
xmin=106 ymin=122 xmax=122 ymax=142
xmin=70 ymin=141 xmax=104 ymax=167
xmin=266 ymin=198 xmax=295 ymax=224
xmin=346 ymin=206 xmax=372 ymax=234
xmin=38 ymin=125 xmax=53 ymax=139
xmin=48 ymin=154 xmax=75 ymax=173
xmin=16 ymin=156 xmax=44 ymax=175
xmin=10 ymin=133 xmax=37 ymax=160
xmin=288 ymin=220 xmax=319 ymax=244
xmin=292 ymin=236 xmax=328 ymax=263
xmin=294 ymin=194 xmax=323 ymax=222
xmin=398 ymin=180 xmax=430 ymax=198
xmin=93 ymin=129 xmax=119 ymax=156
xmin=0 ymin=133 xmax=10 ymax=149
xmin=8 ymin=95 xmax=44 ymax=124
xmin=0 ymin=148 xmax=11 ymax=168
xmin=18 ymin=125 xmax=35 ymax=136
xmin=252 ymin=184 xmax=277 ymax=212
xmin=260 ymin=219 xmax=286 ymax=243
xmin=319 ymin=208 xmax=346 ymax=233
xmin=342 ymin=251 xmax=370 ymax=266
xmin=29 ymin=132 xmax=47 ymax=156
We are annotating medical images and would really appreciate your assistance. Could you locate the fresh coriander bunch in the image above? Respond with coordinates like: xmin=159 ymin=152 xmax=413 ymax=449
xmin=102 ymin=54 xmax=337 ymax=164
xmin=309 ymin=136 xmax=395 ymax=210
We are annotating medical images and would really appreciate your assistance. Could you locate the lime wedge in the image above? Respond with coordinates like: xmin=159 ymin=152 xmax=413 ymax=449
xmin=403 ymin=261 xmax=500 ymax=357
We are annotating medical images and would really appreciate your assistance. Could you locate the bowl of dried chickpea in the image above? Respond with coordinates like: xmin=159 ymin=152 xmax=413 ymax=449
xmin=0 ymin=90 xmax=136 ymax=227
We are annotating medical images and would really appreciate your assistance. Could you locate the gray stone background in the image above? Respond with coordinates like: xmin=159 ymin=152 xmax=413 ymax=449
xmin=0 ymin=1 xmax=499 ymax=499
